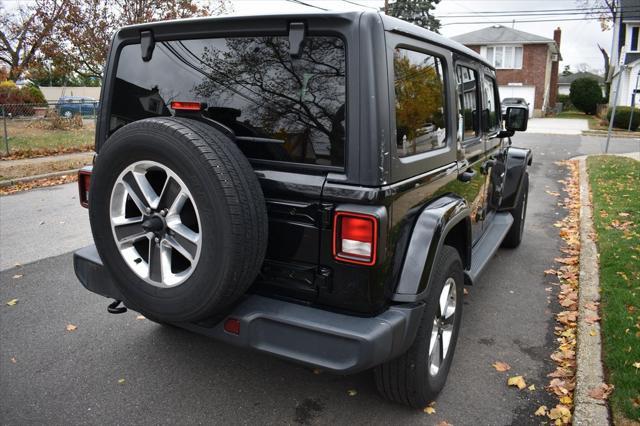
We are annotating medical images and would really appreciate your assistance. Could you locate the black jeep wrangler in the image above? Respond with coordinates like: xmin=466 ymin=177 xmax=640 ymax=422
xmin=74 ymin=11 xmax=531 ymax=408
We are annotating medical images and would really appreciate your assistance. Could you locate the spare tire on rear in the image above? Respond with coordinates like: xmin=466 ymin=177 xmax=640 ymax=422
xmin=89 ymin=117 xmax=268 ymax=322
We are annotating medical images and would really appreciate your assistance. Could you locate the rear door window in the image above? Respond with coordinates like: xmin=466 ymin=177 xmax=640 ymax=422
xmin=393 ymin=48 xmax=447 ymax=157
xmin=111 ymin=36 xmax=346 ymax=167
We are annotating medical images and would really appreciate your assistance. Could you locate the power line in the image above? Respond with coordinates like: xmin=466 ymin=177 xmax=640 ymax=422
xmin=441 ymin=16 xmax=610 ymax=26
xmin=339 ymin=0 xmax=379 ymax=10
xmin=284 ymin=0 xmax=328 ymax=11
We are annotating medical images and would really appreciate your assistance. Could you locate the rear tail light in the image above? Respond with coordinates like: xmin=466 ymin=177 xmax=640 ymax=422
xmin=170 ymin=101 xmax=203 ymax=111
xmin=332 ymin=212 xmax=378 ymax=266
xmin=224 ymin=318 xmax=240 ymax=335
xmin=78 ymin=167 xmax=92 ymax=208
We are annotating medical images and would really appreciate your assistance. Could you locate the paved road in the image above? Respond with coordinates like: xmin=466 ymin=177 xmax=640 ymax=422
xmin=0 ymin=135 xmax=638 ymax=425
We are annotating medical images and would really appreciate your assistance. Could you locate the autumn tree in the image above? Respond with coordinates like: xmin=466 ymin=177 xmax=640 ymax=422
xmin=58 ymin=0 xmax=230 ymax=79
xmin=386 ymin=0 xmax=441 ymax=32
xmin=0 ymin=0 xmax=69 ymax=80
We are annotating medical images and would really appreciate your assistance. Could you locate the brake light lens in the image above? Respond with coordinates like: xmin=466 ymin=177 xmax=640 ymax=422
xmin=170 ymin=101 xmax=203 ymax=111
xmin=333 ymin=212 xmax=378 ymax=266
xmin=78 ymin=167 xmax=92 ymax=208
xmin=224 ymin=318 xmax=240 ymax=335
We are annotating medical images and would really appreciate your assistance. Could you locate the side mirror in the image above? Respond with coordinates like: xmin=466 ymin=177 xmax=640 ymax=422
xmin=505 ymin=106 xmax=528 ymax=132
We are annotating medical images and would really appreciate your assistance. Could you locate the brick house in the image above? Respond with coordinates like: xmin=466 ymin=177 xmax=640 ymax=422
xmin=452 ymin=26 xmax=562 ymax=117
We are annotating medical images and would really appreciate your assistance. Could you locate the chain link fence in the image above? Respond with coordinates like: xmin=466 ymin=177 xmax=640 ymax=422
xmin=1 ymin=101 xmax=98 ymax=156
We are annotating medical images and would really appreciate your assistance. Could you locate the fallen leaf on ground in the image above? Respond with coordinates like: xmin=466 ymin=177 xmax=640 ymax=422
xmin=507 ymin=375 xmax=527 ymax=390
xmin=347 ymin=389 xmax=357 ymax=397
xmin=584 ymin=302 xmax=599 ymax=311
xmin=66 ymin=324 xmax=77 ymax=332
xmin=6 ymin=299 xmax=18 ymax=306
xmin=632 ymin=361 xmax=640 ymax=370
xmin=584 ymin=315 xmax=601 ymax=325
xmin=589 ymin=329 xmax=597 ymax=336
xmin=135 ymin=315 xmax=146 ymax=320
xmin=423 ymin=402 xmax=436 ymax=414
xmin=492 ymin=361 xmax=511 ymax=372
xmin=588 ymin=383 xmax=614 ymax=400
xmin=534 ymin=405 xmax=547 ymax=416
xmin=118 ymin=378 xmax=125 ymax=384
xmin=12 ymin=274 xmax=23 ymax=279
xmin=528 ymin=384 xmax=536 ymax=391
xmin=436 ymin=422 xmax=452 ymax=426
xmin=546 ymin=190 xmax=561 ymax=197
xmin=544 ymin=269 xmax=558 ymax=275
xmin=548 ymin=404 xmax=571 ymax=424
xmin=10 ymin=357 xmax=16 ymax=364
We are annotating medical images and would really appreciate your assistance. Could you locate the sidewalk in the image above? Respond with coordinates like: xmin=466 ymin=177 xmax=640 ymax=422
xmin=526 ymin=118 xmax=589 ymax=135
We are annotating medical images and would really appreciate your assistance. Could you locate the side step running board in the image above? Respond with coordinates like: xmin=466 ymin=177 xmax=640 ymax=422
xmin=466 ymin=212 xmax=514 ymax=284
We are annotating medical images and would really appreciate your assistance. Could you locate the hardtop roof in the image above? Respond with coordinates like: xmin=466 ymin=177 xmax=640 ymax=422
xmin=118 ymin=10 xmax=492 ymax=69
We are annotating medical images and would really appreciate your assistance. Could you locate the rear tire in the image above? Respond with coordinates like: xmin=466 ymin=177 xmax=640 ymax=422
xmin=90 ymin=117 xmax=268 ymax=322
xmin=374 ymin=245 xmax=464 ymax=408
xmin=502 ymin=172 xmax=529 ymax=248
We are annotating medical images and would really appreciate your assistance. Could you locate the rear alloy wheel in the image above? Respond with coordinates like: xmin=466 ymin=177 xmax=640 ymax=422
xmin=110 ymin=160 xmax=201 ymax=288
xmin=375 ymin=245 xmax=464 ymax=408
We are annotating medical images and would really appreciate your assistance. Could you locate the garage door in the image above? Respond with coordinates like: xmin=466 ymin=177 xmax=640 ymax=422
xmin=498 ymin=85 xmax=535 ymax=117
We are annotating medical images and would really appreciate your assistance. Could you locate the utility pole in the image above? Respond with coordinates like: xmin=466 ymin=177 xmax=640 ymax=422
xmin=384 ymin=0 xmax=388 ymax=14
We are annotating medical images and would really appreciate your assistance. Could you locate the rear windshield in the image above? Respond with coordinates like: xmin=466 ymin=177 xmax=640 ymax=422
xmin=111 ymin=36 xmax=346 ymax=167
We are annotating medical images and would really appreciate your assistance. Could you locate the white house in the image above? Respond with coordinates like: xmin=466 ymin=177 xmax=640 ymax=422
xmin=609 ymin=0 xmax=640 ymax=108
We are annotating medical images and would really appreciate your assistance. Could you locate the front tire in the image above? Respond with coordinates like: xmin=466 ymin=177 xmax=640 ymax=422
xmin=374 ymin=245 xmax=464 ymax=408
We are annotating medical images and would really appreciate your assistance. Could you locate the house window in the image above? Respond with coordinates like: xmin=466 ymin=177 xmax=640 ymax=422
xmin=631 ymin=26 xmax=639 ymax=52
xmin=484 ymin=46 xmax=523 ymax=69
xmin=393 ymin=48 xmax=447 ymax=157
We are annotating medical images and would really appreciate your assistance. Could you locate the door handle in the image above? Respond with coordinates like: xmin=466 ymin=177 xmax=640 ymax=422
xmin=458 ymin=168 xmax=476 ymax=182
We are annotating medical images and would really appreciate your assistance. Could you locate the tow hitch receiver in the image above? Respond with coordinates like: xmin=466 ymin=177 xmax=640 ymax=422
xmin=107 ymin=300 xmax=127 ymax=314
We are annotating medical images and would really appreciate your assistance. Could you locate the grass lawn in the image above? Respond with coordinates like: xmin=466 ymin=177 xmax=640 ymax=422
xmin=588 ymin=155 xmax=640 ymax=422
xmin=555 ymin=111 xmax=601 ymax=130
xmin=1 ymin=119 xmax=94 ymax=158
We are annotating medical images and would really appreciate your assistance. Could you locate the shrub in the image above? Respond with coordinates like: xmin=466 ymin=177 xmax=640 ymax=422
xmin=570 ymin=77 xmax=603 ymax=115
xmin=20 ymin=84 xmax=47 ymax=105
xmin=606 ymin=106 xmax=640 ymax=131
xmin=557 ymin=94 xmax=575 ymax=111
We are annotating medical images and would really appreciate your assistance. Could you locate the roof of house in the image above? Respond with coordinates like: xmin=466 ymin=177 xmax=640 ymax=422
xmin=452 ymin=25 xmax=555 ymax=45
xmin=621 ymin=0 xmax=640 ymax=21
xmin=558 ymin=72 xmax=605 ymax=85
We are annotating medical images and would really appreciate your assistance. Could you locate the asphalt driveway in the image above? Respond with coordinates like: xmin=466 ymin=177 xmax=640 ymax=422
xmin=1 ymin=134 xmax=638 ymax=425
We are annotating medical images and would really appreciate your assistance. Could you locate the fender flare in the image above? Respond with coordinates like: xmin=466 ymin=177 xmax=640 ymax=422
xmin=499 ymin=147 xmax=532 ymax=211
xmin=391 ymin=195 xmax=470 ymax=303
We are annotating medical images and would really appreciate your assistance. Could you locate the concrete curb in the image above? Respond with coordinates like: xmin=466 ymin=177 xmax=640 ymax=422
xmin=0 ymin=169 xmax=78 ymax=188
xmin=581 ymin=130 xmax=640 ymax=139
xmin=572 ymin=157 xmax=610 ymax=426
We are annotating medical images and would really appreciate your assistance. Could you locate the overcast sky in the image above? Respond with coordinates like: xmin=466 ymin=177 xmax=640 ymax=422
xmin=4 ymin=0 xmax=613 ymax=73
xmin=227 ymin=0 xmax=613 ymax=74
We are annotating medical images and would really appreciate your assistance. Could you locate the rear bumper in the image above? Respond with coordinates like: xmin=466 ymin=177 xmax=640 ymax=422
xmin=74 ymin=245 xmax=424 ymax=374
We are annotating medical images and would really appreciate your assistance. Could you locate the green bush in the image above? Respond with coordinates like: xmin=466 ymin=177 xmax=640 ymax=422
xmin=606 ymin=106 xmax=640 ymax=131
xmin=20 ymin=84 xmax=47 ymax=105
xmin=570 ymin=78 xmax=603 ymax=115
xmin=557 ymin=94 xmax=575 ymax=111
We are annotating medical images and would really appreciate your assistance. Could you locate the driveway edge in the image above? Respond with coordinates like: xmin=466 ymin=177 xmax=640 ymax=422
xmin=572 ymin=157 xmax=610 ymax=426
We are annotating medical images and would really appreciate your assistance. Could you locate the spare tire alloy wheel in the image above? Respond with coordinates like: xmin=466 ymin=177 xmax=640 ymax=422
xmin=110 ymin=160 xmax=201 ymax=287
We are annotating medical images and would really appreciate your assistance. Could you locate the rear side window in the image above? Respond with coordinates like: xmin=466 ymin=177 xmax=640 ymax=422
xmin=482 ymin=76 xmax=500 ymax=132
xmin=455 ymin=65 xmax=479 ymax=140
xmin=111 ymin=36 xmax=346 ymax=167
xmin=393 ymin=48 xmax=447 ymax=158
